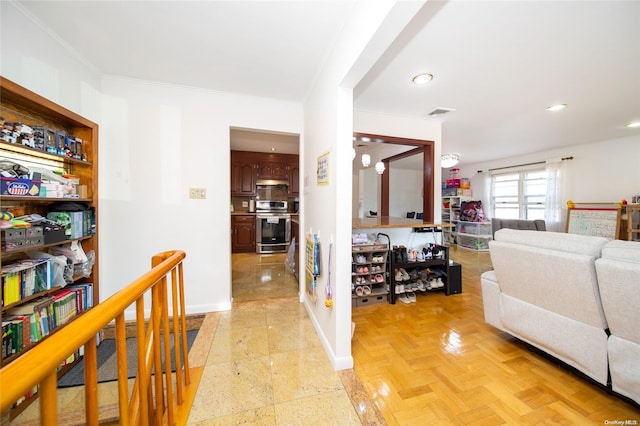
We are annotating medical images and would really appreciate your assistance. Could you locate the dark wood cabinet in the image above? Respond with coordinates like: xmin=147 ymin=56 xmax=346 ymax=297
xmin=231 ymin=150 xmax=299 ymax=197
xmin=232 ymin=215 xmax=256 ymax=253
xmin=231 ymin=161 xmax=256 ymax=196
xmin=257 ymin=162 xmax=288 ymax=180
xmin=288 ymin=163 xmax=299 ymax=196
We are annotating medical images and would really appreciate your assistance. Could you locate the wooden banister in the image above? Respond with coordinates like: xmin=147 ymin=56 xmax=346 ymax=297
xmin=0 ymin=250 xmax=191 ymax=425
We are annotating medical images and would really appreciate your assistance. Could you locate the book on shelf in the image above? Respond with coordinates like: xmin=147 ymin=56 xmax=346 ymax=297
xmin=1 ymin=258 xmax=52 ymax=306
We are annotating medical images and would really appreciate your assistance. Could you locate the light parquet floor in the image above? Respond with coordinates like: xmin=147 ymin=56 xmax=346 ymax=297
xmin=351 ymin=247 xmax=640 ymax=425
xmin=13 ymin=249 xmax=636 ymax=424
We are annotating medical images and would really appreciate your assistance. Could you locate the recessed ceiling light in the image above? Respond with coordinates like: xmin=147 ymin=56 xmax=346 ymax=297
xmin=412 ymin=73 xmax=433 ymax=85
xmin=546 ymin=104 xmax=567 ymax=112
xmin=271 ymin=147 xmax=276 ymax=151
xmin=626 ymin=121 xmax=640 ymax=128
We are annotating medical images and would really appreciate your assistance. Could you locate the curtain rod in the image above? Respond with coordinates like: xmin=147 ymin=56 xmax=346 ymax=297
xmin=479 ymin=156 xmax=573 ymax=173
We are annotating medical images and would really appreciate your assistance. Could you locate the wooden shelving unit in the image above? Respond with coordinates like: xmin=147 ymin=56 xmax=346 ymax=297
xmin=1 ymin=76 xmax=99 ymax=419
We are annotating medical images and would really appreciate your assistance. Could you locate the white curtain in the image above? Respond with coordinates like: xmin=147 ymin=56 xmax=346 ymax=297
xmin=484 ymin=171 xmax=494 ymax=218
xmin=545 ymin=158 xmax=565 ymax=232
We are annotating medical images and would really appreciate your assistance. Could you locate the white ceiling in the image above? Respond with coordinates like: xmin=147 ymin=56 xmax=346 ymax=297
xmin=12 ymin=1 xmax=640 ymax=166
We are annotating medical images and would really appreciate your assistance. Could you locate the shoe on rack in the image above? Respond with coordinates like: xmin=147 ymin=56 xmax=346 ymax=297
xmin=395 ymin=269 xmax=403 ymax=282
xmin=362 ymin=285 xmax=371 ymax=296
xmin=357 ymin=254 xmax=367 ymax=263
xmin=363 ymin=266 xmax=369 ymax=273
xmin=400 ymin=246 xmax=408 ymax=263
xmin=399 ymin=268 xmax=410 ymax=281
xmin=375 ymin=274 xmax=384 ymax=283
xmin=398 ymin=293 xmax=411 ymax=304
xmin=407 ymin=292 xmax=417 ymax=303
xmin=416 ymin=280 xmax=427 ymax=292
xmin=437 ymin=278 xmax=445 ymax=288
xmin=423 ymin=246 xmax=431 ymax=259
xmin=394 ymin=248 xmax=403 ymax=264
xmin=430 ymin=278 xmax=438 ymax=289
xmin=355 ymin=286 xmax=364 ymax=296
xmin=408 ymin=249 xmax=416 ymax=262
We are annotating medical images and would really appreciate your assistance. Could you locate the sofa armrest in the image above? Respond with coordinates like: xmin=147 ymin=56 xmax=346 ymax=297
xmin=480 ymin=270 xmax=504 ymax=331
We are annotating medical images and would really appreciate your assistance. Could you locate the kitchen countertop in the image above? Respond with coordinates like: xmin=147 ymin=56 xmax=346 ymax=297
xmin=231 ymin=212 xmax=299 ymax=216
xmin=353 ymin=216 xmax=454 ymax=229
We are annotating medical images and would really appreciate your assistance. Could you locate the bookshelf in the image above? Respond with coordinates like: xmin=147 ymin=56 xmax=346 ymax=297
xmin=1 ymin=76 xmax=100 ymax=419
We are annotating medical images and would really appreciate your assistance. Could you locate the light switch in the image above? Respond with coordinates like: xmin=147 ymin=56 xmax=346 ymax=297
xmin=189 ymin=187 xmax=207 ymax=199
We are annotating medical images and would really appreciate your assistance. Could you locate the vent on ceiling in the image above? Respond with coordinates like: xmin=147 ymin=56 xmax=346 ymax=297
xmin=428 ymin=107 xmax=456 ymax=116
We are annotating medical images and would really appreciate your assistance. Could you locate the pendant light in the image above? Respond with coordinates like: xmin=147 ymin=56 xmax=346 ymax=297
xmin=441 ymin=153 xmax=460 ymax=168
xmin=375 ymin=161 xmax=385 ymax=174
xmin=361 ymin=153 xmax=371 ymax=167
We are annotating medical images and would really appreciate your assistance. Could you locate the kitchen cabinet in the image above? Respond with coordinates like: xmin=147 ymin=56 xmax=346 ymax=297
xmin=0 ymin=76 xmax=100 ymax=419
xmin=231 ymin=160 xmax=256 ymax=196
xmin=231 ymin=151 xmax=299 ymax=197
xmin=288 ymin=163 xmax=299 ymax=196
xmin=257 ymin=162 xmax=288 ymax=180
xmin=232 ymin=215 xmax=256 ymax=253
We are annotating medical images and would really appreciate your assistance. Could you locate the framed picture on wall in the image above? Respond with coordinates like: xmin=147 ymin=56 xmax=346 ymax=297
xmin=316 ymin=151 xmax=330 ymax=185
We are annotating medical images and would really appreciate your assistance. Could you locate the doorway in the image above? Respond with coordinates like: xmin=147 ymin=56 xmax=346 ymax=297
xmin=353 ymin=132 xmax=435 ymax=220
xmin=230 ymin=127 xmax=301 ymax=303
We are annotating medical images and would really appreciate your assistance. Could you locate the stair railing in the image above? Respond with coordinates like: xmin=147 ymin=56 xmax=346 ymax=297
xmin=0 ymin=250 xmax=191 ymax=425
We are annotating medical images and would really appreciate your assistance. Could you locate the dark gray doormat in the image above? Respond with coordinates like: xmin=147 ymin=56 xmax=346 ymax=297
xmin=57 ymin=329 xmax=198 ymax=388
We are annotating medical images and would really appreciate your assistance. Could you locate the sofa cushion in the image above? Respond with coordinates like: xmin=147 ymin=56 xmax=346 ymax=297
xmin=601 ymin=239 xmax=640 ymax=264
xmin=596 ymin=240 xmax=640 ymax=343
xmin=493 ymin=228 xmax=608 ymax=257
xmin=492 ymin=218 xmax=546 ymax=237
xmin=490 ymin=230 xmax=609 ymax=329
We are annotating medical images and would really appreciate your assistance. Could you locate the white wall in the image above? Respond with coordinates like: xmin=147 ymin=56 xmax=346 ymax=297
xmin=357 ymin=168 xmax=380 ymax=217
xmin=1 ymin=2 xmax=304 ymax=316
xmin=388 ymin=168 xmax=423 ymax=217
xmin=100 ymin=77 xmax=303 ymax=315
xmin=0 ymin=2 xmax=102 ymax=128
xmin=302 ymin=1 xmax=426 ymax=370
xmin=455 ymin=134 xmax=640 ymax=230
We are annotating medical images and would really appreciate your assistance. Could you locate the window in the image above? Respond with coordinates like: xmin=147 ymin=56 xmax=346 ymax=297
xmin=492 ymin=169 xmax=547 ymax=220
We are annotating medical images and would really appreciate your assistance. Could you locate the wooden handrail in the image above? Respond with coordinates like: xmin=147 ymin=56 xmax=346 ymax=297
xmin=0 ymin=250 xmax=190 ymax=425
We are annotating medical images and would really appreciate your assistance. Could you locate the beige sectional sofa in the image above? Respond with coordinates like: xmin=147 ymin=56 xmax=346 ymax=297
xmin=595 ymin=240 xmax=640 ymax=404
xmin=481 ymin=229 xmax=640 ymax=404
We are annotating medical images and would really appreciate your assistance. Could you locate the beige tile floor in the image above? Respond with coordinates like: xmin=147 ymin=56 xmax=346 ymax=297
xmin=187 ymin=298 xmax=364 ymax=425
xmin=10 ymin=253 xmax=382 ymax=425
xmin=186 ymin=252 xmax=381 ymax=424
xmin=231 ymin=252 xmax=299 ymax=302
